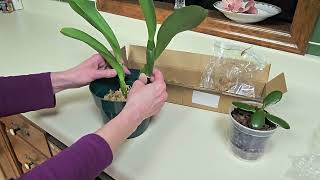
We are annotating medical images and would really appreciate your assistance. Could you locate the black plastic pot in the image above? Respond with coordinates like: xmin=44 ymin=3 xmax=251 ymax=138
xmin=89 ymin=69 xmax=151 ymax=139
xmin=229 ymin=101 xmax=277 ymax=160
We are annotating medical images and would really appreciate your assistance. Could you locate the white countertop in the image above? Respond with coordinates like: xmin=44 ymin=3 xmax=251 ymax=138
xmin=1 ymin=0 xmax=320 ymax=179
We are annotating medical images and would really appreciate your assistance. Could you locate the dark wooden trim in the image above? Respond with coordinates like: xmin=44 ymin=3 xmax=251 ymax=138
xmin=97 ymin=0 xmax=320 ymax=54
xmin=291 ymin=0 xmax=320 ymax=53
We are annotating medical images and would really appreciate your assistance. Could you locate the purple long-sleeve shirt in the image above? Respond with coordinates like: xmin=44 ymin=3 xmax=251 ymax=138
xmin=0 ymin=73 xmax=113 ymax=180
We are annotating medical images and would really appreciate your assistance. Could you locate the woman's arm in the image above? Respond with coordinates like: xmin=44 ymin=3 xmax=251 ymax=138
xmin=0 ymin=54 xmax=121 ymax=117
xmin=1 ymin=53 xmax=167 ymax=180
xmin=18 ymin=69 xmax=167 ymax=180
xmin=18 ymin=134 xmax=113 ymax=180
xmin=0 ymin=73 xmax=56 ymax=117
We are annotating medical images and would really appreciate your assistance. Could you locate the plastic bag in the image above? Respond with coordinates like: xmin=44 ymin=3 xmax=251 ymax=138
xmin=200 ymin=42 xmax=267 ymax=98
xmin=285 ymin=123 xmax=320 ymax=180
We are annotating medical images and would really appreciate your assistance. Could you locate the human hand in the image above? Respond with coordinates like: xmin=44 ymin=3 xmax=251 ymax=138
xmin=122 ymin=68 xmax=168 ymax=124
xmin=95 ymin=69 xmax=167 ymax=152
xmin=51 ymin=54 xmax=129 ymax=93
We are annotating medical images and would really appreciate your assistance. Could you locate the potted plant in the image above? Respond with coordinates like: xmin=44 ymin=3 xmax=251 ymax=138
xmin=230 ymin=90 xmax=290 ymax=160
xmin=60 ymin=0 xmax=208 ymax=138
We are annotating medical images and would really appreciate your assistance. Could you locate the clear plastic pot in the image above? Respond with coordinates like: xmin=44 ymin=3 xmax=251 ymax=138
xmin=229 ymin=101 xmax=277 ymax=160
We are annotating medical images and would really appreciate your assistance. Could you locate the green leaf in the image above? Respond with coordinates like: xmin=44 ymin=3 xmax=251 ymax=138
xmin=60 ymin=27 xmax=127 ymax=95
xmin=263 ymin=90 xmax=283 ymax=108
xmin=138 ymin=0 xmax=157 ymax=76
xmin=250 ymin=109 xmax=266 ymax=129
xmin=60 ymin=28 xmax=118 ymax=69
xmin=139 ymin=0 xmax=157 ymax=43
xmin=232 ymin=102 xmax=256 ymax=112
xmin=266 ymin=114 xmax=290 ymax=129
xmin=68 ymin=0 xmax=122 ymax=63
xmin=142 ymin=40 xmax=156 ymax=76
xmin=155 ymin=5 xmax=208 ymax=60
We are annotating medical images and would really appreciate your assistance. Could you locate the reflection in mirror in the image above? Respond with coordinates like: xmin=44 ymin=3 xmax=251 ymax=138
xmin=157 ymin=0 xmax=298 ymax=22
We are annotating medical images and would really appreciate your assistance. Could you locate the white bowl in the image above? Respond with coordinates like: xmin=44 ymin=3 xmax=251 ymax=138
xmin=213 ymin=1 xmax=281 ymax=23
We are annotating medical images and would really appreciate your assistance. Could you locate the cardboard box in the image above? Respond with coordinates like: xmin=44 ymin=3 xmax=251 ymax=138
xmin=126 ymin=45 xmax=287 ymax=114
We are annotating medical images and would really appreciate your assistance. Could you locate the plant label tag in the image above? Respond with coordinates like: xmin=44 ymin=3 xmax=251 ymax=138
xmin=192 ymin=90 xmax=220 ymax=108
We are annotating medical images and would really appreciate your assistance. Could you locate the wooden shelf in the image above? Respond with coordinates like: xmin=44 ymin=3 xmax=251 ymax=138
xmin=97 ymin=0 xmax=320 ymax=54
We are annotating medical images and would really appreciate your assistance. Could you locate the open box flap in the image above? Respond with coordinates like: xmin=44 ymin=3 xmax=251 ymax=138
xmin=128 ymin=45 xmax=210 ymax=71
xmin=128 ymin=45 xmax=270 ymax=76
xmin=128 ymin=45 xmax=271 ymax=97
xmin=262 ymin=73 xmax=288 ymax=97
xmin=128 ymin=45 xmax=210 ymax=89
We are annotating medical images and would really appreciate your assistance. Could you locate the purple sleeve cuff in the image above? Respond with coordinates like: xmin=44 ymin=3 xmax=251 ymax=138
xmin=18 ymin=134 xmax=113 ymax=180
xmin=0 ymin=72 xmax=56 ymax=117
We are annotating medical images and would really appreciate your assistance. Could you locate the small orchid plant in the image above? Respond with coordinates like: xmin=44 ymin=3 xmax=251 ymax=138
xmin=232 ymin=90 xmax=290 ymax=130
xmin=61 ymin=0 xmax=207 ymax=96
xmin=222 ymin=0 xmax=257 ymax=14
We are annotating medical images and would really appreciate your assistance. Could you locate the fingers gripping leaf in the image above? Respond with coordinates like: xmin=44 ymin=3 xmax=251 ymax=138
xmin=60 ymin=27 xmax=126 ymax=95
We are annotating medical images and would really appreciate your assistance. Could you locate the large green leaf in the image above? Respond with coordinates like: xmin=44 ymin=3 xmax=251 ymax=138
xmin=60 ymin=28 xmax=119 ymax=70
xmin=68 ymin=0 xmax=122 ymax=63
xmin=263 ymin=90 xmax=283 ymax=108
xmin=250 ymin=109 xmax=266 ymax=130
xmin=60 ymin=27 xmax=127 ymax=94
xmin=155 ymin=5 xmax=208 ymax=60
xmin=139 ymin=0 xmax=156 ymax=43
xmin=266 ymin=114 xmax=290 ymax=129
xmin=232 ymin=102 xmax=256 ymax=112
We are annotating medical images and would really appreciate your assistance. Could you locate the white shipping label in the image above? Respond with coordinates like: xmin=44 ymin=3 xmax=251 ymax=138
xmin=192 ymin=90 xmax=220 ymax=108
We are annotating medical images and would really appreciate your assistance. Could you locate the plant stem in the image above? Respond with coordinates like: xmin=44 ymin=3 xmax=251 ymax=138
xmin=118 ymin=76 xmax=127 ymax=97
xmin=114 ymin=50 xmax=128 ymax=96
xmin=144 ymin=40 xmax=155 ymax=76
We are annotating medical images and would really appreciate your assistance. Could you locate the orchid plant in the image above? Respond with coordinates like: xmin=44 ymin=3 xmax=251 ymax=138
xmin=61 ymin=0 xmax=207 ymax=96
xmin=232 ymin=90 xmax=290 ymax=130
xmin=61 ymin=0 xmax=127 ymax=94
xmin=138 ymin=0 xmax=208 ymax=76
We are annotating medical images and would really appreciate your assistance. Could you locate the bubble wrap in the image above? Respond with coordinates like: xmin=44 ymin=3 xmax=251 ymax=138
xmin=200 ymin=42 xmax=266 ymax=98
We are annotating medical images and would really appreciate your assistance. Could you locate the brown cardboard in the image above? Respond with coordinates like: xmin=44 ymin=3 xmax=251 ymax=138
xmin=263 ymin=73 xmax=287 ymax=96
xmin=126 ymin=45 xmax=287 ymax=114
xmin=166 ymin=85 xmax=257 ymax=113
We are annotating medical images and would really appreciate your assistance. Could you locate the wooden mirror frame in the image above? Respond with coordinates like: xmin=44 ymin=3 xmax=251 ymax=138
xmin=97 ymin=0 xmax=320 ymax=54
